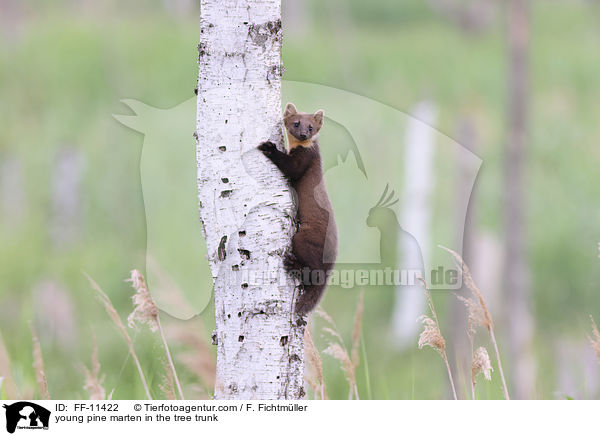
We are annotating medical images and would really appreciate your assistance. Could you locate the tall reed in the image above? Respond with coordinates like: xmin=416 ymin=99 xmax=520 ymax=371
xmin=417 ymin=289 xmax=457 ymax=400
xmin=29 ymin=322 xmax=50 ymax=400
xmin=127 ymin=270 xmax=184 ymax=400
xmin=317 ymin=290 xmax=364 ymax=400
xmin=82 ymin=333 xmax=106 ymax=400
xmin=440 ymin=245 xmax=510 ymax=400
xmin=85 ymin=273 xmax=152 ymax=400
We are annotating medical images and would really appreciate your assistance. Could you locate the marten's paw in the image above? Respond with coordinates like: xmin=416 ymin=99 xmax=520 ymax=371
xmin=294 ymin=285 xmax=323 ymax=316
xmin=258 ymin=141 xmax=277 ymax=156
xmin=283 ymin=252 xmax=301 ymax=275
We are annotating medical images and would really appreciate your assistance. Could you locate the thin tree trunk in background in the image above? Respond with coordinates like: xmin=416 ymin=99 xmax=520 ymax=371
xmin=505 ymin=0 xmax=535 ymax=399
xmin=391 ymin=100 xmax=436 ymax=348
xmin=0 ymin=0 xmax=22 ymax=45
xmin=162 ymin=0 xmax=195 ymax=20
xmin=196 ymin=0 xmax=304 ymax=400
xmin=282 ymin=0 xmax=307 ymax=38
xmin=325 ymin=0 xmax=364 ymax=87
xmin=426 ymin=0 xmax=497 ymax=34
xmin=51 ymin=148 xmax=85 ymax=248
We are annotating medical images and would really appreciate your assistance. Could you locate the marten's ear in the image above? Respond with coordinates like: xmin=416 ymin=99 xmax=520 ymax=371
xmin=283 ymin=102 xmax=297 ymax=118
xmin=314 ymin=110 xmax=324 ymax=128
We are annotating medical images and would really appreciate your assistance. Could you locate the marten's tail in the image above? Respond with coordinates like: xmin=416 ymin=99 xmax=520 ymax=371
xmin=295 ymin=283 xmax=327 ymax=316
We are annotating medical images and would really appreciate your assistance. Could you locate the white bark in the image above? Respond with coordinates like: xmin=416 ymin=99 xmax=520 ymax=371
xmin=196 ymin=0 xmax=304 ymax=399
xmin=391 ymin=101 xmax=437 ymax=348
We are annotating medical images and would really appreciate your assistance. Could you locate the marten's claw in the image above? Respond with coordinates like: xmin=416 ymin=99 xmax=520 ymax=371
xmin=283 ymin=252 xmax=301 ymax=274
xmin=258 ymin=141 xmax=276 ymax=155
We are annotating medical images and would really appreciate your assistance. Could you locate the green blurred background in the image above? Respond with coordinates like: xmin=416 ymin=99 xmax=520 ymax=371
xmin=1 ymin=0 xmax=599 ymax=400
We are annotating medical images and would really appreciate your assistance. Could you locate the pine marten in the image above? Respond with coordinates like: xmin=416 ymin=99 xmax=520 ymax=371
xmin=258 ymin=103 xmax=338 ymax=315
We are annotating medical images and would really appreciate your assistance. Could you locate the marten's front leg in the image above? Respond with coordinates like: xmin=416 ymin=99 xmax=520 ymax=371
xmin=258 ymin=141 xmax=313 ymax=181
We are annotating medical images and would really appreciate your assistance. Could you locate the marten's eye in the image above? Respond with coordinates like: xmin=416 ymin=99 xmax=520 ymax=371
xmin=308 ymin=125 xmax=313 ymax=132
xmin=294 ymin=121 xmax=300 ymax=128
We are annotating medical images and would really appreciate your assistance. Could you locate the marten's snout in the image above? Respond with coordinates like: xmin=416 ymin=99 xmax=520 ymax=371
xmin=299 ymin=133 xmax=307 ymax=140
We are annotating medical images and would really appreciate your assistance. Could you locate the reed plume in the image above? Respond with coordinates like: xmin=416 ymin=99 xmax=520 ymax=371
xmin=417 ymin=290 xmax=457 ymax=400
xmin=317 ymin=291 xmax=364 ymax=400
xmin=85 ymin=272 xmax=152 ymax=400
xmin=126 ymin=270 xmax=184 ymax=400
xmin=440 ymin=245 xmax=510 ymax=400
xmin=472 ymin=346 xmax=493 ymax=386
xmin=304 ymin=322 xmax=326 ymax=399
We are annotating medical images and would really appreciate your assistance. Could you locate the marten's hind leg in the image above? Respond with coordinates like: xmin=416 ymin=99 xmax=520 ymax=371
xmin=287 ymin=229 xmax=328 ymax=315
xmin=289 ymin=229 xmax=324 ymax=273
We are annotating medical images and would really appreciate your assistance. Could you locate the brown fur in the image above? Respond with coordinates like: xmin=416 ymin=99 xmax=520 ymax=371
xmin=258 ymin=103 xmax=337 ymax=315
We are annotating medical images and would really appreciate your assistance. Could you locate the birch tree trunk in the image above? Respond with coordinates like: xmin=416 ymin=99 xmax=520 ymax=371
xmin=504 ymin=0 xmax=535 ymax=399
xmin=391 ymin=100 xmax=436 ymax=348
xmin=196 ymin=0 xmax=305 ymax=400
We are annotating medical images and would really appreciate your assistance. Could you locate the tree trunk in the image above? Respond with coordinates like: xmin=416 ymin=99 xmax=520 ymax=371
xmin=504 ymin=0 xmax=535 ymax=399
xmin=391 ymin=100 xmax=436 ymax=348
xmin=196 ymin=0 xmax=305 ymax=399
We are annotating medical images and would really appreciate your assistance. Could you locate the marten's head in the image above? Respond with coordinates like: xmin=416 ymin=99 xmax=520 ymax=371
xmin=283 ymin=102 xmax=324 ymax=149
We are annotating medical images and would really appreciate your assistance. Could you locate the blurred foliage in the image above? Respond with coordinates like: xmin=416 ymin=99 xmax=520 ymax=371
xmin=0 ymin=0 xmax=600 ymax=400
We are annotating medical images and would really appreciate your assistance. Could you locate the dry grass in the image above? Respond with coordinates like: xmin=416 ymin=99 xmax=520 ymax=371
xmin=351 ymin=291 xmax=364 ymax=370
xmin=165 ymin=319 xmax=216 ymax=393
xmin=455 ymin=293 xmax=494 ymax=399
xmin=134 ymin=261 xmax=216 ymax=397
xmin=440 ymin=245 xmax=510 ymax=400
xmin=0 ymin=265 xmax=268 ymax=401
xmin=317 ymin=290 xmax=364 ymax=400
xmin=82 ymin=334 xmax=106 ymax=400
xmin=588 ymin=315 xmax=600 ymax=364
xmin=417 ymin=315 xmax=446 ymax=352
xmin=84 ymin=272 xmax=152 ymax=400
xmin=472 ymin=346 xmax=493 ymax=385
xmin=159 ymin=360 xmax=177 ymax=400
xmin=304 ymin=322 xmax=326 ymax=399
xmin=29 ymin=322 xmax=50 ymax=400
xmin=417 ymin=290 xmax=457 ymax=400
xmin=0 ymin=330 xmax=19 ymax=399
xmin=127 ymin=270 xmax=159 ymax=332
xmin=322 ymin=342 xmax=356 ymax=399
xmin=127 ymin=270 xmax=184 ymax=400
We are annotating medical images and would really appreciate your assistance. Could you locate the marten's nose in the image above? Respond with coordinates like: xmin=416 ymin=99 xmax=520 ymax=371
xmin=299 ymin=134 xmax=307 ymax=140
